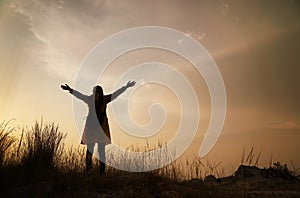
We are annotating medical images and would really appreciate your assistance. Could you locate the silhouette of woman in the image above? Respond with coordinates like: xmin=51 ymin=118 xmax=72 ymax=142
xmin=61 ymin=81 xmax=136 ymax=173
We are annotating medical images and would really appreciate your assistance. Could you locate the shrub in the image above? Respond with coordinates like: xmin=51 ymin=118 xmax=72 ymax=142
xmin=267 ymin=162 xmax=297 ymax=180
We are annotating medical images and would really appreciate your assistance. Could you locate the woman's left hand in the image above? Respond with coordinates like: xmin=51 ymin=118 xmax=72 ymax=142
xmin=126 ymin=81 xmax=136 ymax=88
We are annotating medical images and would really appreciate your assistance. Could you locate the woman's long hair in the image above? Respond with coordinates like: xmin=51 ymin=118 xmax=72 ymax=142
xmin=94 ymin=85 xmax=105 ymax=125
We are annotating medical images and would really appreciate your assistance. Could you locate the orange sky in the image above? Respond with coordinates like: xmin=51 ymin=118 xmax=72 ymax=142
xmin=1 ymin=0 xmax=300 ymax=171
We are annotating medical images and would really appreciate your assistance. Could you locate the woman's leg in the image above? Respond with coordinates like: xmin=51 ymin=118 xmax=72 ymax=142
xmin=98 ymin=143 xmax=106 ymax=173
xmin=86 ymin=143 xmax=94 ymax=172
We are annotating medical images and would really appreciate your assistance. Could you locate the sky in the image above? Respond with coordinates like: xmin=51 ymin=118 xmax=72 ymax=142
xmin=1 ymin=0 xmax=300 ymax=171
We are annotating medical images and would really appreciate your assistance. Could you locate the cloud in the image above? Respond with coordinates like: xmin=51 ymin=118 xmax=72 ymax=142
xmin=267 ymin=120 xmax=300 ymax=130
xmin=11 ymin=3 xmax=48 ymax=44
xmin=4 ymin=0 xmax=111 ymax=82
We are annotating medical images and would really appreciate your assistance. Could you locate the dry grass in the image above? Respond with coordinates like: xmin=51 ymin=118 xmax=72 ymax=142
xmin=0 ymin=120 xmax=16 ymax=167
xmin=17 ymin=120 xmax=66 ymax=173
xmin=0 ymin=119 xmax=299 ymax=197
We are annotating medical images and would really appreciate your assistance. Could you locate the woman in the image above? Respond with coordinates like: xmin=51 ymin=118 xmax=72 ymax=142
xmin=61 ymin=81 xmax=136 ymax=173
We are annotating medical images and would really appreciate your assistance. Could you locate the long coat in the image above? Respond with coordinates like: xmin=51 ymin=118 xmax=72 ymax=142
xmin=72 ymin=86 xmax=126 ymax=145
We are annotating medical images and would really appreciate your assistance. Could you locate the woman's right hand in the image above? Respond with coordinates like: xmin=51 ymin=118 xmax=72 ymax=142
xmin=61 ymin=84 xmax=71 ymax=91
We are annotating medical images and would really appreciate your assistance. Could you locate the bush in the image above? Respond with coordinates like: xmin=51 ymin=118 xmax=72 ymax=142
xmin=267 ymin=162 xmax=296 ymax=180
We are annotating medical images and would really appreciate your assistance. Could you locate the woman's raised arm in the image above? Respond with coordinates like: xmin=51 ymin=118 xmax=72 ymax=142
xmin=105 ymin=81 xmax=136 ymax=103
xmin=61 ymin=84 xmax=89 ymax=103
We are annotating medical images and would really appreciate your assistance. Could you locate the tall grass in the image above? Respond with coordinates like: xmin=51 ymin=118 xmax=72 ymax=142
xmin=3 ymin=119 xmax=295 ymax=180
xmin=105 ymin=142 xmax=176 ymax=173
xmin=18 ymin=120 xmax=66 ymax=172
xmin=240 ymin=145 xmax=262 ymax=166
xmin=57 ymin=146 xmax=85 ymax=173
xmin=0 ymin=120 xmax=299 ymax=197
xmin=1 ymin=119 xmax=298 ymax=181
xmin=0 ymin=120 xmax=16 ymax=167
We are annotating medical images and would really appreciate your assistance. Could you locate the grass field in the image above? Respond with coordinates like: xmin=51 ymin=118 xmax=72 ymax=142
xmin=0 ymin=120 xmax=299 ymax=197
